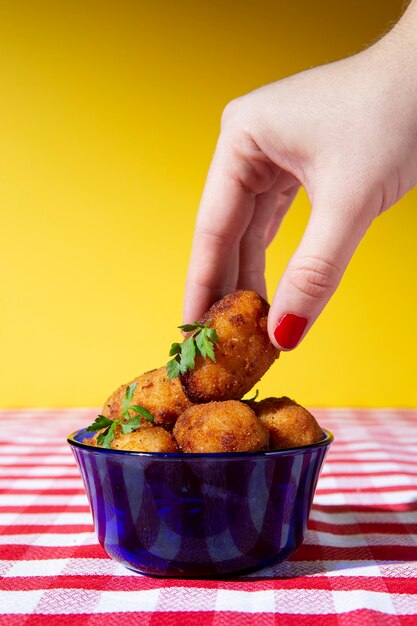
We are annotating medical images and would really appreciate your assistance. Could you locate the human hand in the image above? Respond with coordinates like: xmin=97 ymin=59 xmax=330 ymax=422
xmin=183 ymin=5 xmax=417 ymax=350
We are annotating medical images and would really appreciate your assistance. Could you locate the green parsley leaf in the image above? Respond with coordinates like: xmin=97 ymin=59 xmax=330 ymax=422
xmin=97 ymin=420 xmax=118 ymax=448
xmin=166 ymin=320 xmax=219 ymax=379
xmin=167 ymin=356 xmax=181 ymax=379
xmin=196 ymin=328 xmax=216 ymax=361
xmin=205 ymin=327 xmax=218 ymax=343
xmin=96 ymin=429 xmax=109 ymax=446
xmin=180 ymin=336 xmax=196 ymax=373
xmin=195 ymin=328 xmax=208 ymax=357
xmin=204 ymin=338 xmax=216 ymax=361
xmin=130 ymin=405 xmax=155 ymax=424
xmin=177 ymin=323 xmax=199 ymax=332
xmin=121 ymin=416 xmax=141 ymax=434
xmin=122 ymin=382 xmax=138 ymax=414
xmin=86 ymin=415 xmax=113 ymax=432
xmin=169 ymin=342 xmax=182 ymax=356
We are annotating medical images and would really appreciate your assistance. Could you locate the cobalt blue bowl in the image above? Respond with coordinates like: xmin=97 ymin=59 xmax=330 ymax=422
xmin=68 ymin=427 xmax=333 ymax=577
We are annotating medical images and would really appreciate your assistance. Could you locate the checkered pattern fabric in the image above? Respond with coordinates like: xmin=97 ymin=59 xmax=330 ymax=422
xmin=0 ymin=408 xmax=417 ymax=625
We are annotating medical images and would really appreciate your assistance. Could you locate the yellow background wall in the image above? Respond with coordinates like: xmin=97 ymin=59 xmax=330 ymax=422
xmin=0 ymin=0 xmax=415 ymax=407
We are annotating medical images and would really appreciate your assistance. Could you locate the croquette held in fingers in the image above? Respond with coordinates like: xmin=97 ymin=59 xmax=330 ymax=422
xmin=249 ymin=396 xmax=323 ymax=449
xmin=173 ymin=400 xmax=269 ymax=453
xmin=102 ymin=366 xmax=192 ymax=430
xmin=180 ymin=290 xmax=279 ymax=403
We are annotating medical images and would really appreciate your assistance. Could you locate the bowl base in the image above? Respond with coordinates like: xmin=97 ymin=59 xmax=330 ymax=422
xmin=106 ymin=543 xmax=301 ymax=579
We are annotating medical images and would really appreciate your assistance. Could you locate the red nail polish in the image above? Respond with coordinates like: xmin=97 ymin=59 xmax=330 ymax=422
xmin=274 ymin=314 xmax=308 ymax=349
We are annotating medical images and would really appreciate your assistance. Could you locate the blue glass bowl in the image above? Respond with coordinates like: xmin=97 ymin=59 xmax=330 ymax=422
xmin=68 ymin=427 xmax=333 ymax=577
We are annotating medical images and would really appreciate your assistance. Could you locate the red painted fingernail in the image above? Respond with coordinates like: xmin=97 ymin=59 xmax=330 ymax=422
xmin=274 ymin=314 xmax=308 ymax=349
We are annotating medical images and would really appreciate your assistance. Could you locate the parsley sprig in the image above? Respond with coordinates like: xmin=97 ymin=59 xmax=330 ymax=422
xmin=86 ymin=382 xmax=154 ymax=448
xmin=167 ymin=320 xmax=219 ymax=379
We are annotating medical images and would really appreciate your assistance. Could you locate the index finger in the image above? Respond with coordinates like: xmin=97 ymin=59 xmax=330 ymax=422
xmin=183 ymin=130 xmax=277 ymax=323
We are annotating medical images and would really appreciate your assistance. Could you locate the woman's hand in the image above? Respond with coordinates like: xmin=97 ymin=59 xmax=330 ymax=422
xmin=183 ymin=3 xmax=417 ymax=349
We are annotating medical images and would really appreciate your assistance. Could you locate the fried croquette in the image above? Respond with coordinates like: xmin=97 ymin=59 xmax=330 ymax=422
xmin=173 ymin=400 xmax=269 ymax=453
xmin=110 ymin=426 xmax=179 ymax=453
xmin=180 ymin=290 xmax=279 ymax=403
xmin=102 ymin=366 xmax=192 ymax=430
xmin=249 ymin=397 xmax=323 ymax=449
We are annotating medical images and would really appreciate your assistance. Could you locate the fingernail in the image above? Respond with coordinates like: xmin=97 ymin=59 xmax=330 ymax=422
xmin=274 ymin=314 xmax=308 ymax=349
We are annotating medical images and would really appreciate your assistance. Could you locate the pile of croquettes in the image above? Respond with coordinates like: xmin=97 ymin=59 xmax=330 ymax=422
xmin=85 ymin=290 xmax=323 ymax=453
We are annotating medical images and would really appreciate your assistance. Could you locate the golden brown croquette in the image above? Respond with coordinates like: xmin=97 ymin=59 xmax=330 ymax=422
xmin=173 ymin=400 xmax=269 ymax=453
xmin=249 ymin=397 xmax=323 ymax=449
xmin=102 ymin=366 xmax=192 ymax=430
xmin=110 ymin=426 xmax=179 ymax=452
xmin=180 ymin=290 xmax=279 ymax=403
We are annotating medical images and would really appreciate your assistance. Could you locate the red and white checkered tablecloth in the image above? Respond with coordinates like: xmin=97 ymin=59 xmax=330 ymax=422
xmin=1 ymin=408 xmax=417 ymax=625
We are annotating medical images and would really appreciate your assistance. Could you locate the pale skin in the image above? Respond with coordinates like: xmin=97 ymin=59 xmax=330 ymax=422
xmin=183 ymin=1 xmax=417 ymax=350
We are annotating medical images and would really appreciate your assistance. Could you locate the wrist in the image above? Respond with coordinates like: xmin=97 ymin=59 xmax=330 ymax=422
xmin=371 ymin=2 xmax=417 ymax=88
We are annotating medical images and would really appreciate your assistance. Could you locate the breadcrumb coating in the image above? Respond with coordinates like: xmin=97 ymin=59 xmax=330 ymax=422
xmin=249 ymin=396 xmax=323 ymax=449
xmin=110 ymin=426 xmax=179 ymax=452
xmin=173 ymin=400 xmax=269 ymax=453
xmin=102 ymin=366 xmax=192 ymax=430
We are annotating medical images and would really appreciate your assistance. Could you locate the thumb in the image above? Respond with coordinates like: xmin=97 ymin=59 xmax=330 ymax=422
xmin=268 ymin=196 xmax=373 ymax=350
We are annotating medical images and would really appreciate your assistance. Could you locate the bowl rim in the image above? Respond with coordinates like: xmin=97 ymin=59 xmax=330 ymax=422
xmin=67 ymin=427 xmax=334 ymax=459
